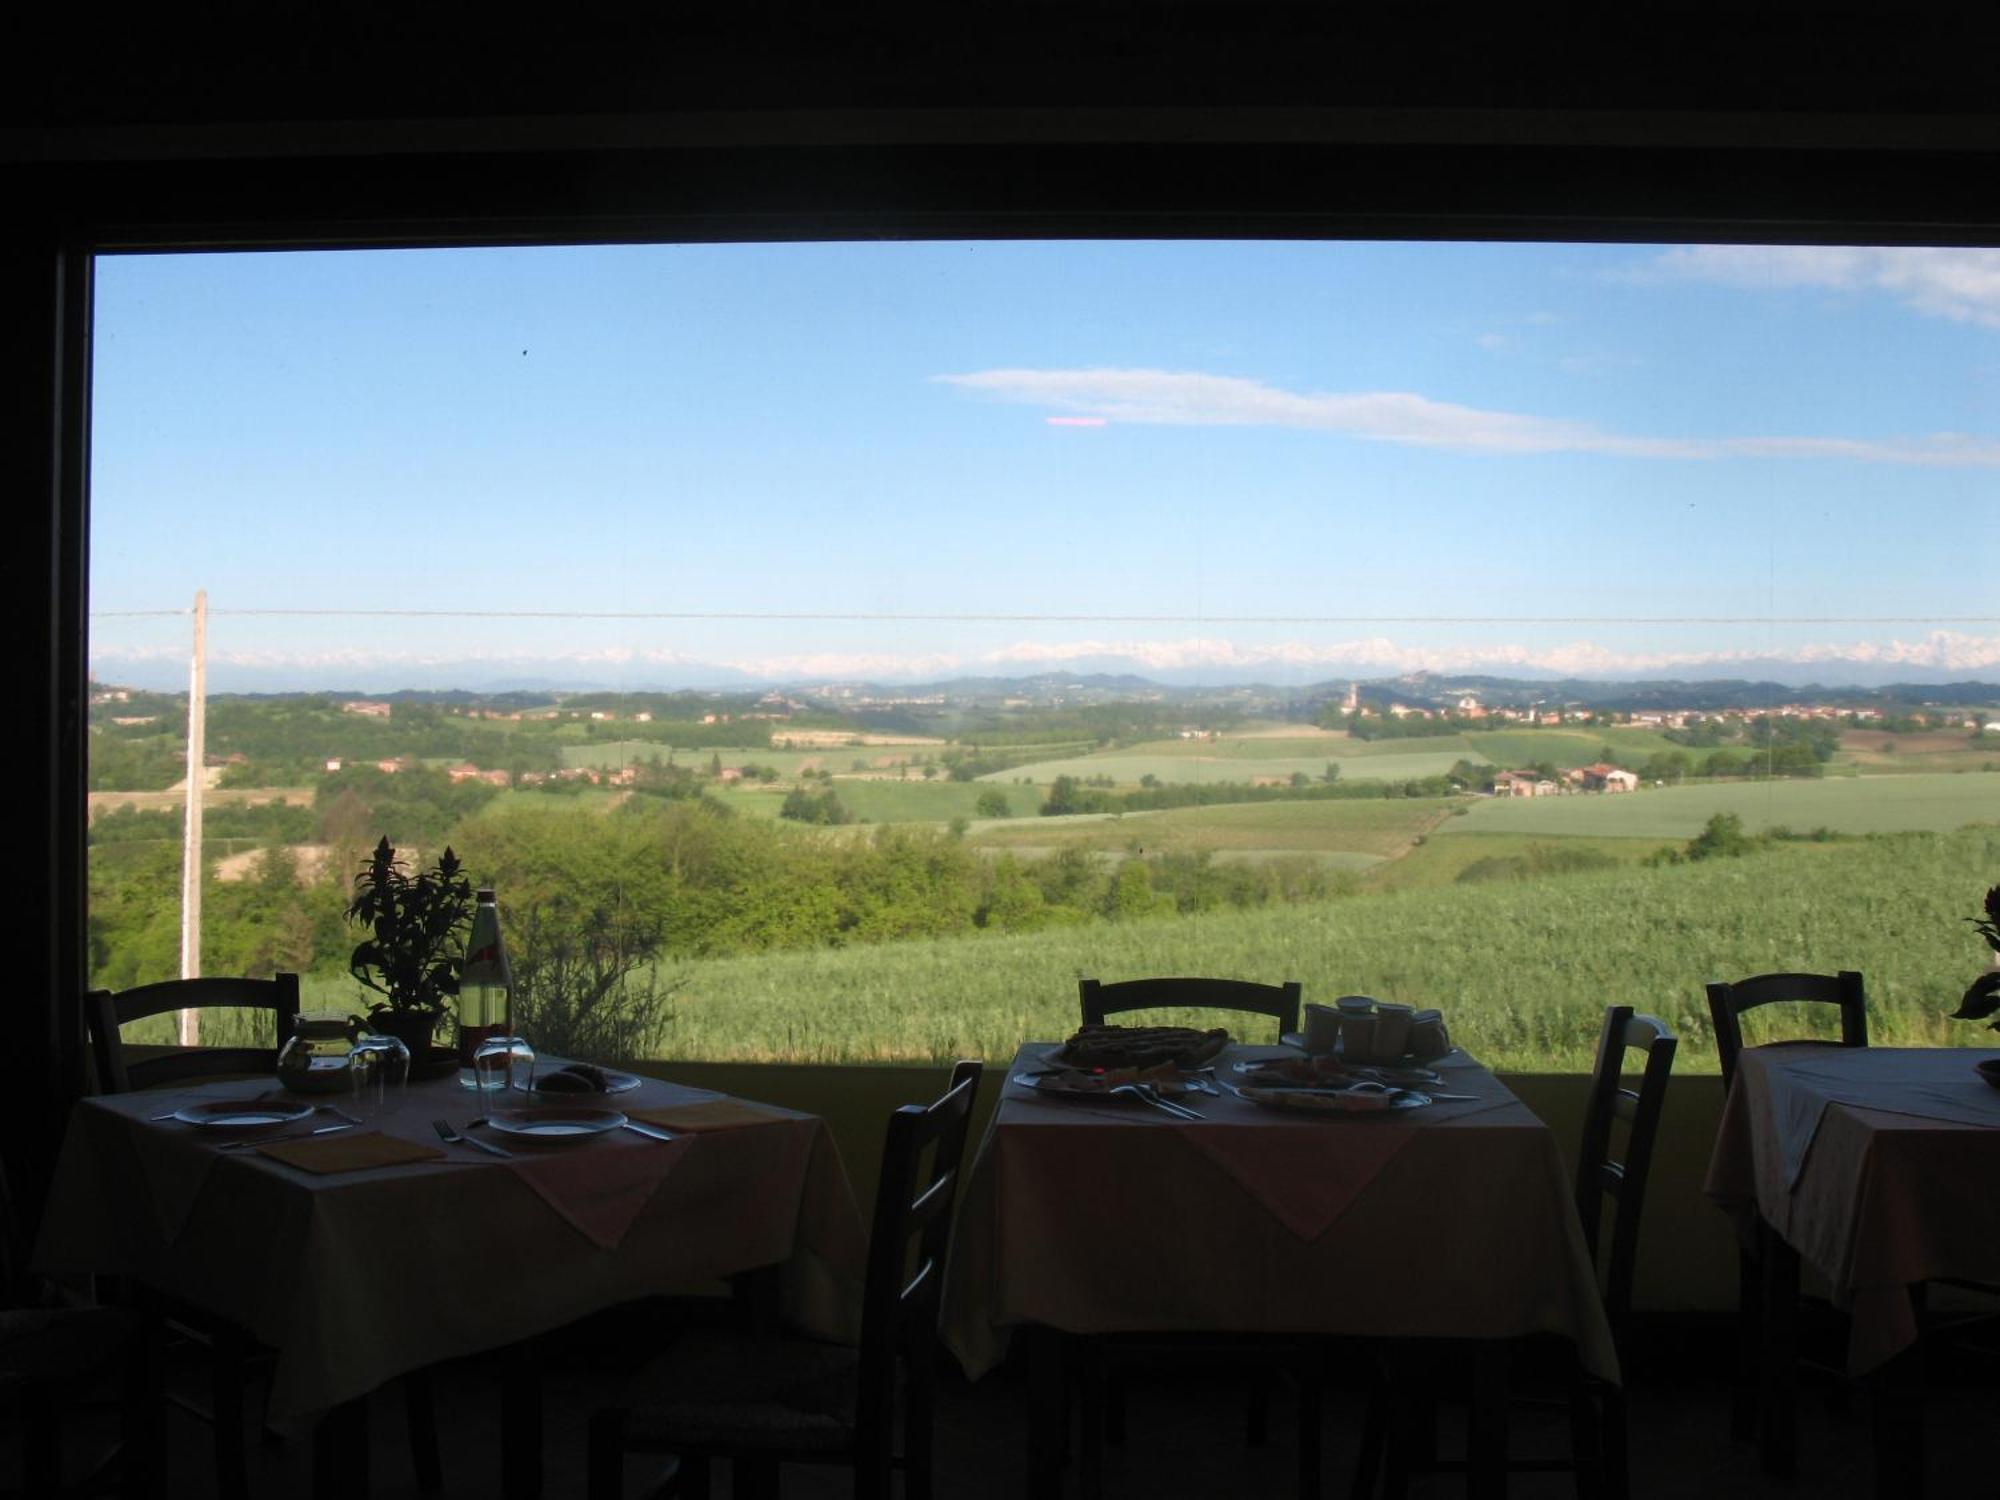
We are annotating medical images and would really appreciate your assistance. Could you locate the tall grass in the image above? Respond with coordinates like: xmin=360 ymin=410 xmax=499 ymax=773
xmin=159 ymin=824 xmax=2000 ymax=1075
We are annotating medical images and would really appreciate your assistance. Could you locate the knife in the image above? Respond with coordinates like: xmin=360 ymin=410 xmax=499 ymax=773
xmin=620 ymin=1120 xmax=678 ymax=1143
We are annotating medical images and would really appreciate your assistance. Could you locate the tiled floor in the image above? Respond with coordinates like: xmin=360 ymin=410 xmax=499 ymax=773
xmin=30 ymin=1312 xmax=2000 ymax=1496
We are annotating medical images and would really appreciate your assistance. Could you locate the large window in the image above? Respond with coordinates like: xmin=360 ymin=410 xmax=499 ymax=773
xmin=86 ymin=241 xmax=2000 ymax=1068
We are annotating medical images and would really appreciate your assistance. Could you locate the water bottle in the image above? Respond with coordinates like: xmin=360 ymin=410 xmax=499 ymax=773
xmin=457 ymin=887 xmax=513 ymax=1088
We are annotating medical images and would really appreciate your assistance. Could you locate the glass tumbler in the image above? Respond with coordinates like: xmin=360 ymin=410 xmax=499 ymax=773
xmin=473 ymin=1035 xmax=536 ymax=1113
xmin=350 ymin=1032 xmax=411 ymax=1121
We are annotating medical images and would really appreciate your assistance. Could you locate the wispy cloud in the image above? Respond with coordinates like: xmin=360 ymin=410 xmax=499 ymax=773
xmin=1635 ymin=245 xmax=2000 ymax=330
xmin=936 ymin=367 xmax=2000 ymax=467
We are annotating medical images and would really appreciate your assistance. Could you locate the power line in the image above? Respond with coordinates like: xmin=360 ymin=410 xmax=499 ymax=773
xmin=87 ymin=608 xmax=2000 ymax=625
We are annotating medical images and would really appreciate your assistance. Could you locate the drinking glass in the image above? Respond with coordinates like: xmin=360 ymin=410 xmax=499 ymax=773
xmin=350 ymin=1032 xmax=411 ymax=1122
xmin=473 ymin=1035 xmax=536 ymax=1113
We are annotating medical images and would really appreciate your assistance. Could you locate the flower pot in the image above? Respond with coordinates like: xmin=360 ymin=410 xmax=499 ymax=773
xmin=366 ymin=1008 xmax=444 ymax=1056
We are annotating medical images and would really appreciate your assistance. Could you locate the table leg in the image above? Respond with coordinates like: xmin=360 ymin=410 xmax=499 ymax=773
xmin=502 ymin=1345 xmax=543 ymax=1500
xmin=1025 ymin=1325 xmax=1068 ymax=1498
xmin=1756 ymin=1227 xmax=1800 ymax=1479
xmin=1467 ymin=1343 xmax=1509 ymax=1500
xmin=1871 ymin=1305 xmax=1925 ymax=1500
xmin=312 ymin=1396 xmax=370 ymax=1500
xmin=730 ymin=1263 xmax=785 ymax=1334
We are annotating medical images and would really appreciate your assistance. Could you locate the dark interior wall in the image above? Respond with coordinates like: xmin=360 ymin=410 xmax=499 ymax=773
xmin=7 ymin=5 xmax=2000 ymax=1211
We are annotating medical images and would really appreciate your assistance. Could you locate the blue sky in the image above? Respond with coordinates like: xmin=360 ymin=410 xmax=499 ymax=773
xmin=88 ymin=240 xmax=2000 ymax=691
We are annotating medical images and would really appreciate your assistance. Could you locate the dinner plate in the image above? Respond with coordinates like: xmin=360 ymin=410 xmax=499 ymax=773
xmin=1231 ymin=1084 xmax=1430 ymax=1114
xmin=484 ymin=1106 xmax=628 ymax=1143
xmin=173 ymin=1099 xmax=315 ymax=1130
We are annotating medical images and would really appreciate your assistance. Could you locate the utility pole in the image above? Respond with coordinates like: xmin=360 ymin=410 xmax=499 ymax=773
xmin=178 ymin=589 xmax=207 ymax=1045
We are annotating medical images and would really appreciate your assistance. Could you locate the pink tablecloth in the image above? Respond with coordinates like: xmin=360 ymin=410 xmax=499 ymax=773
xmin=33 ymin=1069 xmax=866 ymax=1419
xmin=1704 ymin=1045 xmax=2000 ymax=1373
xmin=942 ymin=1044 xmax=1616 ymax=1383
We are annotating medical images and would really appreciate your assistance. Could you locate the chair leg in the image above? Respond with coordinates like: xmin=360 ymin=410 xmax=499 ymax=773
xmin=404 ymin=1370 xmax=443 ymax=1492
xmin=1729 ymin=1248 xmax=1762 ymax=1441
xmin=1599 ymin=1384 xmax=1629 ymax=1500
xmin=1294 ymin=1361 xmax=1323 ymax=1500
xmin=905 ymin=1358 xmax=936 ymax=1500
xmin=586 ymin=1409 xmax=624 ymax=1500
xmin=1568 ymin=1382 xmax=1604 ymax=1500
xmin=125 ymin=1312 xmax=168 ymax=1500
xmin=1757 ymin=1229 xmax=1800 ymax=1479
xmin=212 ymin=1334 xmax=251 ymax=1500
xmin=502 ymin=1346 xmax=543 ymax=1500
xmin=1246 ymin=1369 xmax=1271 ymax=1446
xmin=1350 ymin=1365 xmax=1389 ymax=1500
xmin=23 ymin=1388 xmax=61 ymax=1498
xmin=1077 ymin=1341 xmax=1105 ymax=1500
xmin=731 ymin=1455 xmax=780 ymax=1499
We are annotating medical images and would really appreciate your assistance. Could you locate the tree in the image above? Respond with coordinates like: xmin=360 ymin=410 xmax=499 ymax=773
xmin=1685 ymin=811 xmax=1753 ymax=861
xmin=974 ymin=789 xmax=1011 ymax=819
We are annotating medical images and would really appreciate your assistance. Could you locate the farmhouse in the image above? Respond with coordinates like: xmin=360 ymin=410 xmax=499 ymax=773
xmin=1579 ymin=762 xmax=1639 ymax=793
xmin=1493 ymin=770 xmax=1558 ymax=798
xmin=341 ymin=700 xmax=392 ymax=717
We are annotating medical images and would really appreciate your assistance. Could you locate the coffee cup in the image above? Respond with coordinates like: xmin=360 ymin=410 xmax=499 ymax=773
xmin=1373 ymin=1003 xmax=1413 ymax=1062
xmin=1302 ymin=1003 xmax=1341 ymax=1054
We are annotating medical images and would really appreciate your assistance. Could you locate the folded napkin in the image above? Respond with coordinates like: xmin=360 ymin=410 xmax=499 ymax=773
xmin=628 ymin=1099 xmax=792 ymax=1133
xmin=1184 ymin=1124 xmax=1416 ymax=1242
xmin=507 ymin=1134 xmax=693 ymax=1251
xmin=255 ymin=1131 xmax=447 ymax=1174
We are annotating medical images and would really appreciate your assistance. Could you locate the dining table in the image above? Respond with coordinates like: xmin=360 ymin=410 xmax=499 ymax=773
xmin=1703 ymin=1043 xmax=2000 ymax=1496
xmin=940 ymin=1041 xmax=1617 ymax=1498
xmin=31 ymin=1059 xmax=867 ymax=1498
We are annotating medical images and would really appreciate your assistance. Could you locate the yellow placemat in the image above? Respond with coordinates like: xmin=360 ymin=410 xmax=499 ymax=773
xmin=628 ymin=1099 xmax=791 ymax=1134
xmin=256 ymin=1131 xmax=448 ymax=1174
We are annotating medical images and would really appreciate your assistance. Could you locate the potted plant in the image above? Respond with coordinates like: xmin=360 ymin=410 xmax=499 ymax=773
xmin=346 ymin=836 xmax=476 ymax=1062
xmin=1948 ymin=884 xmax=2000 ymax=1033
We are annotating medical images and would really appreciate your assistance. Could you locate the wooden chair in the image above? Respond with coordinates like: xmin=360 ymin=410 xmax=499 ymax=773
xmin=1707 ymin=969 xmax=1867 ymax=1092
xmin=85 ymin=974 xmax=301 ymax=1094
xmin=1077 ymin=976 xmax=1307 ymax=1493
xmin=84 ymin=973 xmax=439 ymax=1500
xmin=587 ymin=1060 xmax=984 ymax=1500
xmin=1080 ymin=976 xmax=1301 ymax=1041
xmin=1705 ymin=969 xmax=1866 ymax=1462
xmin=1360 ymin=1006 xmax=1676 ymax=1500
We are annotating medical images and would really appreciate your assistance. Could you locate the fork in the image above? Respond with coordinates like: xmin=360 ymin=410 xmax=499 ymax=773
xmin=433 ymin=1118 xmax=512 ymax=1158
xmin=1110 ymin=1084 xmax=1203 ymax=1120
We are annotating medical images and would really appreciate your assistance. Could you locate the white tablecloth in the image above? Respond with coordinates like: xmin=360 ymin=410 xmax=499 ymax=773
xmin=34 ymin=1069 xmax=866 ymax=1419
xmin=1705 ymin=1045 xmax=2000 ymax=1373
xmin=942 ymin=1044 xmax=1617 ymax=1383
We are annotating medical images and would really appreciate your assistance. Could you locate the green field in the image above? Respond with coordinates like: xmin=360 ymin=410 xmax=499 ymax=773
xmin=715 ymin=779 xmax=1046 ymax=824
xmin=159 ymin=823 xmax=2000 ymax=1074
xmin=982 ymin=747 xmax=1469 ymax=786
xmin=560 ymin=742 xmax=849 ymax=774
xmin=1445 ymin=772 xmax=1999 ymax=839
xmin=1462 ymin=727 xmax=1683 ymax=766
xmin=971 ymin=796 xmax=1449 ymax=862
xmin=496 ymin=822 xmax=1998 ymax=1071
xmin=1365 ymin=831 xmax=1676 ymax=890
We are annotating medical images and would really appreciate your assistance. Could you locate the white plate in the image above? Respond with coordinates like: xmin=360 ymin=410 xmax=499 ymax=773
xmin=1013 ymin=1072 xmax=1194 ymax=1102
xmin=1231 ymin=1084 xmax=1431 ymax=1115
xmin=173 ymin=1099 xmax=314 ymax=1130
xmin=484 ymin=1106 xmax=628 ymax=1143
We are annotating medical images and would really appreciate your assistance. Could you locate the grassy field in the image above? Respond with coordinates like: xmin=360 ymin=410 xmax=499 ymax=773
xmin=1363 ymin=831 xmax=1676 ymax=890
xmin=1444 ymin=772 xmax=1999 ymax=839
xmin=151 ymin=823 xmax=2000 ymax=1074
xmin=716 ymin=779 xmax=1047 ymax=824
xmin=981 ymin=747 xmax=1470 ymax=786
xmin=559 ymin=742 xmax=860 ymax=774
xmin=970 ymin=796 xmax=1450 ymax=862
xmin=575 ymin=822 xmax=2000 ymax=1071
xmin=1462 ymin=727 xmax=1683 ymax=766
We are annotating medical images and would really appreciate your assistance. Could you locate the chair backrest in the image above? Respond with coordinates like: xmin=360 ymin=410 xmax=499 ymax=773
xmin=85 ymin=973 xmax=302 ymax=1094
xmin=854 ymin=1059 xmax=982 ymax=1458
xmin=1574 ymin=1006 xmax=1676 ymax=1341
xmin=1705 ymin=970 xmax=1866 ymax=1091
xmin=1078 ymin=977 xmax=1301 ymax=1039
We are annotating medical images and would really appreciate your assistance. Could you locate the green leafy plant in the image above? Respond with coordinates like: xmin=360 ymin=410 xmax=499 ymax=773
xmin=1948 ymin=884 xmax=2000 ymax=1028
xmin=345 ymin=837 xmax=475 ymax=1018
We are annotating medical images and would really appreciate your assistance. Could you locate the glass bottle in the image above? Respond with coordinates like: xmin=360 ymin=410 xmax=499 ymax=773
xmin=457 ymin=887 xmax=513 ymax=1088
